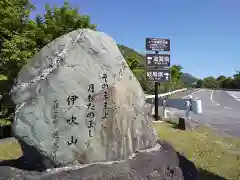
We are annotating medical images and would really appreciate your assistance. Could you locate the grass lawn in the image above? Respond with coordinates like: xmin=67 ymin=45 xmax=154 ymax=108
xmin=0 ymin=139 xmax=22 ymax=160
xmin=0 ymin=75 xmax=7 ymax=81
xmin=153 ymin=121 xmax=240 ymax=180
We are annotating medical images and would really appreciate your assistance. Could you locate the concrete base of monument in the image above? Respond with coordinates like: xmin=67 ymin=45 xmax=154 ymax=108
xmin=0 ymin=140 xmax=198 ymax=180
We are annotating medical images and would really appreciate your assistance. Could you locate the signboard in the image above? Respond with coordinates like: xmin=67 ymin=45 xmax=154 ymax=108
xmin=146 ymin=68 xmax=171 ymax=82
xmin=146 ymin=38 xmax=170 ymax=51
xmin=146 ymin=54 xmax=170 ymax=67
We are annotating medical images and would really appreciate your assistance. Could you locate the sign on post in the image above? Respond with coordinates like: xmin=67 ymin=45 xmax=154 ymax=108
xmin=145 ymin=37 xmax=171 ymax=121
xmin=146 ymin=38 xmax=170 ymax=51
xmin=146 ymin=54 xmax=170 ymax=67
xmin=146 ymin=68 xmax=171 ymax=82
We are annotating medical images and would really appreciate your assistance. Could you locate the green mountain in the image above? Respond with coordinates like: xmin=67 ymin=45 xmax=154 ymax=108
xmin=181 ymin=73 xmax=198 ymax=85
xmin=117 ymin=44 xmax=145 ymax=67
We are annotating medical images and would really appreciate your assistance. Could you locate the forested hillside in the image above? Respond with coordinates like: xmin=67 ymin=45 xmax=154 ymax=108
xmin=195 ymin=74 xmax=240 ymax=90
xmin=118 ymin=44 xmax=145 ymax=67
xmin=181 ymin=73 xmax=198 ymax=86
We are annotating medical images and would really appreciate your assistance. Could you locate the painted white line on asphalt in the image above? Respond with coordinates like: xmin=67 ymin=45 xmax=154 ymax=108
xmin=224 ymin=106 xmax=233 ymax=110
xmin=181 ymin=89 xmax=202 ymax=99
xmin=210 ymin=90 xmax=221 ymax=106
xmin=226 ymin=91 xmax=240 ymax=102
xmin=210 ymin=90 xmax=213 ymax=101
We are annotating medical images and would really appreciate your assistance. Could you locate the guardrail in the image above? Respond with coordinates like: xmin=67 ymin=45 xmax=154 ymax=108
xmin=145 ymin=88 xmax=187 ymax=99
xmin=146 ymin=96 xmax=202 ymax=120
xmin=145 ymin=88 xmax=202 ymax=120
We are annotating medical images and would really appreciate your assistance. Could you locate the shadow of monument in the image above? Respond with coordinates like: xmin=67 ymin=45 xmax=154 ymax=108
xmin=0 ymin=139 xmax=56 ymax=172
xmin=197 ymin=168 xmax=227 ymax=180
xmin=160 ymin=140 xmax=227 ymax=180
xmin=165 ymin=120 xmax=179 ymax=129
xmin=177 ymin=152 xmax=227 ymax=180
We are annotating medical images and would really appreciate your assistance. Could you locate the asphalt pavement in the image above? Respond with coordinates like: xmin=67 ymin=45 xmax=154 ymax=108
xmin=172 ymin=89 xmax=240 ymax=138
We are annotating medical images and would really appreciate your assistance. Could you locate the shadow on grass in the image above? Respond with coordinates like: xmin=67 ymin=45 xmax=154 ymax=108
xmin=197 ymin=168 xmax=227 ymax=180
xmin=177 ymin=151 xmax=227 ymax=180
xmin=159 ymin=140 xmax=227 ymax=180
xmin=165 ymin=120 xmax=179 ymax=129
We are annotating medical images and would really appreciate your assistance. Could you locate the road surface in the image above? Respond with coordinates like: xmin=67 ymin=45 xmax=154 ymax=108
xmin=175 ymin=89 xmax=240 ymax=138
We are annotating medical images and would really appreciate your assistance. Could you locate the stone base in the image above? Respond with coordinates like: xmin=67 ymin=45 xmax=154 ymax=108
xmin=0 ymin=140 xmax=199 ymax=180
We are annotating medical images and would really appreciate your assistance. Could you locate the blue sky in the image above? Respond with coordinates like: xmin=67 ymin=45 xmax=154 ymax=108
xmin=30 ymin=0 xmax=240 ymax=79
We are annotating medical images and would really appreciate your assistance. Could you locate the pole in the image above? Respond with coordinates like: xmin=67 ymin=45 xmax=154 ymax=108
xmin=154 ymin=50 xmax=159 ymax=121
xmin=154 ymin=82 xmax=159 ymax=121
xmin=185 ymin=100 xmax=190 ymax=120
xmin=163 ymin=99 xmax=167 ymax=118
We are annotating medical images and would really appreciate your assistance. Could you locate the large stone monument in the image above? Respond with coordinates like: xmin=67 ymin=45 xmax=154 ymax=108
xmin=10 ymin=29 xmax=157 ymax=167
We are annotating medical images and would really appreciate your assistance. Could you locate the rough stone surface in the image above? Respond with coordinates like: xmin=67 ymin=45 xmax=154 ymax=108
xmin=10 ymin=29 xmax=157 ymax=167
xmin=0 ymin=140 xmax=197 ymax=180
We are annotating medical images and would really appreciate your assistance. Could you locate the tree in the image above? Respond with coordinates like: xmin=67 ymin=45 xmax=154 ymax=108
xmin=233 ymin=70 xmax=240 ymax=80
xmin=126 ymin=54 xmax=140 ymax=70
xmin=0 ymin=0 xmax=97 ymax=82
xmin=195 ymin=79 xmax=204 ymax=88
xmin=221 ymin=77 xmax=233 ymax=89
xmin=203 ymin=76 xmax=217 ymax=89
xmin=216 ymin=75 xmax=226 ymax=89
xmin=132 ymin=68 xmax=154 ymax=94
xmin=216 ymin=75 xmax=226 ymax=82
xmin=118 ymin=44 xmax=145 ymax=68
xmin=164 ymin=65 xmax=183 ymax=92
xmin=232 ymin=70 xmax=240 ymax=89
xmin=0 ymin=0 xmax=36 ymax=82
xmin=0 ymin=0 xmax=35 ymax=41
xmin=32 ymin=0 xmax=97 ymax=50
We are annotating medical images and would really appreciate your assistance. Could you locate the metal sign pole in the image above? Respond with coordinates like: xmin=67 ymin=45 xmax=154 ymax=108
xmin=154 ymin=82 xmax=159 ymax=121
xmin=154 ymin=51 xmax=159 ymax=121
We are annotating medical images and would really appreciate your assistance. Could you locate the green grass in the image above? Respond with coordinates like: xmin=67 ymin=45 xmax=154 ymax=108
xmin=0 ymin=116 xmax=19 ymax=160
xmin=0 ymin=139 xmax=22 ymax=160
xmin=153 ymin=121 xmax=240 ymax=180
xmin=0 ymin=118 xmax=12 ymax=126
xmin=0 ymin=75 xmax=7 ymax=81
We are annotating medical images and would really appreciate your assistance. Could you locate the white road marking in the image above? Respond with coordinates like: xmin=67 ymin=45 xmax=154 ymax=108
xmin=224 ymin=106 xmax=233 ymax=110
xmin=210 ymin=91 xmax=236 ymax=110
xmin=181 ymin=89 xmax=202 ymax=99
xmin=210 ymin=90 xmax=213 ymax=101
xmin=226 ymin=91 xmax=240 ymax=102
xmin=210 ymin=90 xmax=220 ymax=106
